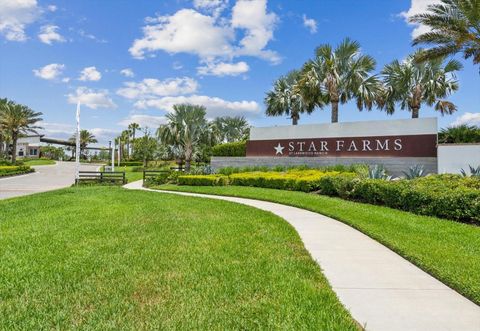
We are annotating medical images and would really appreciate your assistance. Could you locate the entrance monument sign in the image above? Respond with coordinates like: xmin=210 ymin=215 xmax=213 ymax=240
xmin=212 ymin=118 xmax=438 ymax=175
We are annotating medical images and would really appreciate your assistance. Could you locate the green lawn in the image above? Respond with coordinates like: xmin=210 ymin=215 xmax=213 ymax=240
xmin=23 ymin=159 xmax=56 ymax=166
xmin=157 ymin=185 xmax=480 ymax=305
xmin=0 ymin=187 xmax=358 ymax=330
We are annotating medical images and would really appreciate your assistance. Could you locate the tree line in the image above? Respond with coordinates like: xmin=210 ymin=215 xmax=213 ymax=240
xmin=266 ymin=0 xmax=479 ymax=124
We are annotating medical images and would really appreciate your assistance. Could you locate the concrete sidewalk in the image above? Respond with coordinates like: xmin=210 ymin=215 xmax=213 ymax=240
xmin=124 ymin=180 xmax=480 ymax=331
xmin=0 ymin=161 xmax=100 ymax=200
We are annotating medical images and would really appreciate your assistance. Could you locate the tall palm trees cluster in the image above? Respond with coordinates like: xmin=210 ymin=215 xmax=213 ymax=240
xmin=157 ymin=104 xmax=250 ymax=171
xmin=266 ymin=0 xmax=478 ymax=125
xmin=0 ymin=98 xmax=43 ymax=163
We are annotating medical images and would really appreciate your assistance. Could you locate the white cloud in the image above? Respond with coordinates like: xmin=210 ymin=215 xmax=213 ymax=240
xmin=197 ymin=61 xmax=249 ymax=76
xmin=117 ymin=77 xmax=199 ymax=99
xmin=33 ymin=63 xmax=65 ymax=80
xmin=120 ymin=68 xmax=134 ymax=77
xmin=302 ymin=14 xmax=317 ymax=34
xmin=129 ymin=9 xmax=234 ymax=60
xmin=130 ymin=1 xmax=280 ymax=65
xmin=193 ymin=0 xmax=228 ymax=18
xmin=231 ymin=0 xmax=280 ymax=63
xmin=78 ymin=29 xmax=107 ymax=43
xmin=38 ymin=121 xmax=74 ymax=135
xmin=0 ymin=0 xmax=42 ymax=41
xmin=134 ymin=94 xmax=260 ymax=118
xmin=38 ymin=24 xmax=65 ymax=44
xmin=79 ymin=66 xmax=102 ymax=81
xmin=451 ymin=112 xmax=480 ymax=127
xmin=172 ymin=61 xmax=183 ymax=70
xmin=47 ymin=4 xmax=56 ymax=12
xmin=67 ymin=87 xmax=116 ymax=109
xmin=118 ymin=114 xmax=167 ymax=128
xmin=400 ymin=0 xmax=440 ymax=39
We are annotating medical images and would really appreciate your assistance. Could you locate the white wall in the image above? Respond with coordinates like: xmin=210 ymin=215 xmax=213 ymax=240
xmin=438 ymin=144 xmax=480 ymax=174
xmin=250 ymin=118 xmax=437 ymax=140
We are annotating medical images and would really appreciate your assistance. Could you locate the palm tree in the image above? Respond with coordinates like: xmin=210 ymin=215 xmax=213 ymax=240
xmin=265 ymin=70 xmax=316 ymax=125
xmin=69 ymin=130 xmax=97 ymax=158
xmin=213 ymin=116 xmax=250 ymax=142
xmin=381 ymin=51 xmax=462 ymax=118
xmin=157 ymin=104 xmax=214 ymax=171
xmin=120 ymin=129 xmax=130 ymax=160
xmin=300 ymin=38 xmax=383 ymax=123
xmin=0 ymin=100 xmax=43 ymax=163
xmin=410 ymin=0 xmax=480 ymax=71
xmin=438 ymin=124 xmax=480 ymax=143
xmin=128 ymin=123 xmax=140 ymax=155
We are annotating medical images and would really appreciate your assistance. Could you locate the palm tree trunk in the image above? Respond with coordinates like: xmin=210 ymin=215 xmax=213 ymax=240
xmin=11 ymin=131 xmax=17 ymax=164
xmin=185 ymin=159 xmax=191 ymax=172
xmin=411 ymin=107 xmax=420 ymax=118
xmin=331 ymin=102 xmax=339 ymax=123
xmin=292 ymin=113 xmax=299 ymax=125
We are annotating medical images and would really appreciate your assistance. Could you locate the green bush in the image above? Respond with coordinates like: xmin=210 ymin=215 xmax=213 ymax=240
xmin=177 ymin=175 xmax=228 ymax=186
xmin=0 ymin=165 xmax=34 ymax=177
xmin=212 ymin=141 xmax=246 ymax=157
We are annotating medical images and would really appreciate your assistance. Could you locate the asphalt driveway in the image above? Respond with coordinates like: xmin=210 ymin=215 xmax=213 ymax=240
xmin=0 ymin=161 xmax=100 ymax=200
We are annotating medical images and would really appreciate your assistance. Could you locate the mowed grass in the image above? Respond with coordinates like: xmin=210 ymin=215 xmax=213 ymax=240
xmin=157 ymin=185 xmax=480 ymax=305
xmin=0 ymin=187 xmax=358 ymax=330
xmin=23 ymin=159 xmax=56 ymax=166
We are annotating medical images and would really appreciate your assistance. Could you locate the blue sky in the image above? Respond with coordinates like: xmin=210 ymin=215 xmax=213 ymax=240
xmin=0 ymin=0 xmax=479 ymax=145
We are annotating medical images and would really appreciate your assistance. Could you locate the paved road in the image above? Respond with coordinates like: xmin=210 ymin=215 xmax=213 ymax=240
xmin=0 ymin=161 xmax=100 ymax=200
xmin=125 ymin=180 xmax=480 ymax=331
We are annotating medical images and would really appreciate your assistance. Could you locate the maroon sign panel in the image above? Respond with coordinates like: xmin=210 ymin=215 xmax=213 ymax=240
xmin=246 ymin=134 xmax=437 ymax=157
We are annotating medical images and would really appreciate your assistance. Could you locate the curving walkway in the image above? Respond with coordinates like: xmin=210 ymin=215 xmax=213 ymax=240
xmin=0 ymin=161 xmax=100 ymax=200
xmin=124 ymin=180 xmax=480 ymax=331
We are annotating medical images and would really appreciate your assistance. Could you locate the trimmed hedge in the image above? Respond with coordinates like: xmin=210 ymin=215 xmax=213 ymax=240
xmin=229 ymin=170 xmax=351 ymax=192
xmin=177 ymin=175 xmax=228 ymax=186
xmin=0 ymin=165 xmax=34 ymax=177
xmin=173 ymin=170 xmax=480 ymax=224
xmin=212 ymin=141 xmax=246 ymax=157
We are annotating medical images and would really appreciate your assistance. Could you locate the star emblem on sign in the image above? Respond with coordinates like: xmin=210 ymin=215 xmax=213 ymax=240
xmin=274 ymin=143 xmax=285 ymax=155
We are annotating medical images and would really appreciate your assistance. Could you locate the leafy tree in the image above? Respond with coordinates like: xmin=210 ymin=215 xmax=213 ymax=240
xmin=438 ymin=124 xmax=480 ymax=143
xmin=212 ymin=116 xmax=250 ymax=142
xmin=410 ymin=0 xmax=480 ymax=71
xmin=0 ymin=99 xmax=43 ymax=163
xmin=132 ymin=129 xmax=157 ymax=167
xmin=265 ymin=70 xmax=315 ymax=125
xmin=69 ymin=129 xmax=98 ymax=158
xmin=300 ymin=38 xmax=382 ymax=123
xmin=381 ymin=50 xmax=462 ymax=118
xmin=40 ymin=145 xmax=66 ymax=160
xmin=157 ymin=104 xmax=215 ymax=171
xmin=128 ymin=123 xmax=140 ymax=155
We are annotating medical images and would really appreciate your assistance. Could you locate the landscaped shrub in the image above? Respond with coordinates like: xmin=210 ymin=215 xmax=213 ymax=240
xmin=349 ymin=176 xmax=480 ymax=224
xmin=212 ymin=141 xmax=246 ymax=157
xmin=177 ymin=175 xmax=228 ymax=186
xmin=229 ymin=170 xmax=354 ymax=192
xmin=0 ymin=165 xmax=34 ymax=177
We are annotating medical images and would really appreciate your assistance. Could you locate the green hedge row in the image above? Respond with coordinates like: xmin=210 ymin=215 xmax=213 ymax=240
xmin=0 ymin=165 xmax=34 ymax=177
xmin=177 ymin=175 xmax=228 ymax=186
xmin=212 ymin=141 xmax=246 ymax=157
xmin=317 ymin=174 xmax=480 ymax=224
xmin=173 ymin=171 xmax=480 ymax=224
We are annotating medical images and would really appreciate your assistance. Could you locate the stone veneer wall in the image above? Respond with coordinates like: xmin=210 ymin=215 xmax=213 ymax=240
xmin=211 ymin=156 xmax=438 ymax=177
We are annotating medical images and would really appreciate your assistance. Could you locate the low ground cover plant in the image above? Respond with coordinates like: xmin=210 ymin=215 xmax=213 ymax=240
xmin=0 ymin=187 xmax=358 ymax=329
xmin=0 ymin=165 xmax=34 ymax=177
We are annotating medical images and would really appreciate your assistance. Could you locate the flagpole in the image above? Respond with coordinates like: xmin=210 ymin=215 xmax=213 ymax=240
xmin=75 ymin=101 xmax=81 ymax=184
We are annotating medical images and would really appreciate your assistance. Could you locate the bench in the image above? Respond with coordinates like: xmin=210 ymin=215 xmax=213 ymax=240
xmin=76 ymin=171 xmax=126 ymax=185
